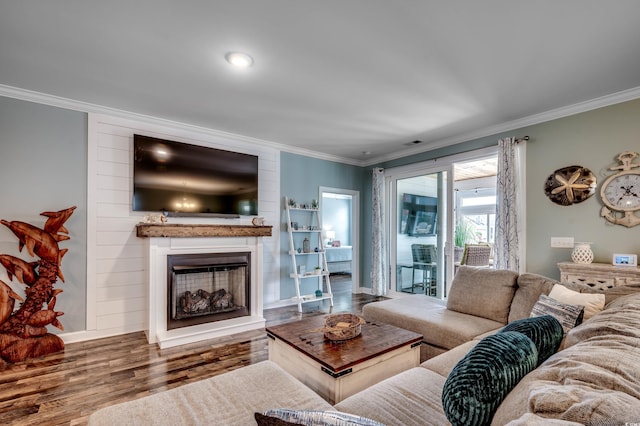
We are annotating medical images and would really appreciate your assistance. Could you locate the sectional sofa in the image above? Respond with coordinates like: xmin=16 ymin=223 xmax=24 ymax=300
xmin=88 ymin=267 xmax=640 ymax=425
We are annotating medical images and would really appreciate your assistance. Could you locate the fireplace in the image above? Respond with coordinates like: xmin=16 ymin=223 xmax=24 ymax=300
xmin=167 ymin=252 xmax=250 ymax=330
xmin=137 ymin=223 xmax=271 ymax=349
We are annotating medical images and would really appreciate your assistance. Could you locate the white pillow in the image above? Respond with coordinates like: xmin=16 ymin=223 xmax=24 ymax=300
xmin=548 ymin=284 xmax=605 ymax=320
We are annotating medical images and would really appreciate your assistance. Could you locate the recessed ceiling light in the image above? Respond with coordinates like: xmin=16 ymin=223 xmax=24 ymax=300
xmin=225 ymin=52 xmax=254 ymax=68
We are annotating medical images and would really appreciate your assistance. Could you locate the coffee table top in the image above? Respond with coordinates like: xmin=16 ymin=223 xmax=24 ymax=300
xmin=266 ymin=314 xmax=422 ymax=374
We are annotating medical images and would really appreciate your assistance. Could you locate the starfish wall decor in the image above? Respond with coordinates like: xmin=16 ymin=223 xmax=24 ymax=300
xmin=544 ymin=165 xmax=597 ymax=206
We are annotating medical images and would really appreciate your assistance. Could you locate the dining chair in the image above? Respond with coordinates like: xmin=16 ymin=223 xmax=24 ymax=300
xmin=460 ymin=244 xmax=492 ymax=267
xmin=411 ymin=244 xmax=437 ymax=296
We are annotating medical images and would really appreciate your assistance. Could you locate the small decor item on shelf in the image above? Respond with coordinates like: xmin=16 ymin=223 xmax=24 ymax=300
xmin=311 ymin=199 xmax=319 ymax=209
xmin=314 ymin=266 xmax=322 ymax=275
xmin=302 ymin=237 xmax=310 ymax=253
xmin=612 ymin=253 xmax=637 ymax=267
xmin=288 ymin=198 xmax=296 ymax=207
xmin=252 ymin=216 xmax=265 ymax=226
xmin=315 ymin=289 xmax=323 ymax=298
xmin=572 ymin=242 xmax=594 ymax=264
xmin=314 ymin=313 xmax=366 ymax=342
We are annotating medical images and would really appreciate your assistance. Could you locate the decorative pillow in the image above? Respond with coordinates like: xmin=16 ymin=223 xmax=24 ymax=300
xmin=501 ymin=315 xmax=564 ymax=366
xmin=530 ymin=294 xmax=584 ymax=333
xmin=255 ymin=409 xmax=385 ymax=426
xmin=442 ymin=331 xmax=538 ymax=426
xmin=447 ymin=266 xmax=519 ymax=324
xmin=548 ymin=284 xmax=605 ymax=320
xmin=509 ymin=273 xmax=559 ymax=322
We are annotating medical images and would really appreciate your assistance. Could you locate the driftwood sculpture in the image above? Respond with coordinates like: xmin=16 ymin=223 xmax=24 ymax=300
xmin=0 ymin=206 xmax=75 ymax=364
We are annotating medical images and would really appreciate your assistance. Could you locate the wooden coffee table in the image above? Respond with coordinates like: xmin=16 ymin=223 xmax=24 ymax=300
xmin=266 ymin=315 xmax=422 ymax=404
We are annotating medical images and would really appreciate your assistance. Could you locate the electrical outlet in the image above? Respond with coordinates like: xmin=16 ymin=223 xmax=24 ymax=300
xmin=550 ymin=237 xmax=574 ymax=248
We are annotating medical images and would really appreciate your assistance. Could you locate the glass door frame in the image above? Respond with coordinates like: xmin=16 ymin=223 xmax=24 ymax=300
xmin=385 ymin=146 xmax=499 ymax=298
xmin=386 ymin=162 xmax=453 ymax=298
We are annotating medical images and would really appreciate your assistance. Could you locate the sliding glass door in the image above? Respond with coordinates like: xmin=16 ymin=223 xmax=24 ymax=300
xmin=385 ymin=147 xmax=499 ymax=299
xmin=389 ymin=166 xmax=451 ymax=299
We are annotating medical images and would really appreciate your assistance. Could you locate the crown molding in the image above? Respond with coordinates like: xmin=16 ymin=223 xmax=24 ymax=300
xmin=362 ymin=85 xmax=640 ymax=167
xmin=2 ymin=83 xmax=640 ymax=169
xmin=0 ymin=84 xmax=359 ymax=166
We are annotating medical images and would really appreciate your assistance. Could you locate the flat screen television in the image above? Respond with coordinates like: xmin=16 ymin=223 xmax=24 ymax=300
xmin=399 ymin=193 xmax=437 ymax=236
xmin=133 ymin=134 xmax=258 ymax=217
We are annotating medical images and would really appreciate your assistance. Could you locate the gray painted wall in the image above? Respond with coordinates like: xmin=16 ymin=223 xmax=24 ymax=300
xmin=522 ymin=98 xmax=640 ymax=278
xmin=362 ymin=98 xmax=640 ymax=283
xmin=0 ymin=96 xmax=87 ymax=332
xmin=2 ymin=94 xmax=638 ymax=325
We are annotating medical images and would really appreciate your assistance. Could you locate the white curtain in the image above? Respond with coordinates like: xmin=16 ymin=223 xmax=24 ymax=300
xmin=371 ymin=168 xmax=388 ymax=296
xmin=495 ymin=137 xmax=526 ymax=272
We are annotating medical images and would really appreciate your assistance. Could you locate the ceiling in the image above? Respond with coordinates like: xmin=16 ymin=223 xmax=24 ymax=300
xmin=2 ymin=1 xmax=640 ymax=165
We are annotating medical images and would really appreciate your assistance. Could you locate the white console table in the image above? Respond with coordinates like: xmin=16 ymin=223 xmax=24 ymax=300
xmin=557 ymin=261 xmax=640 ymax=290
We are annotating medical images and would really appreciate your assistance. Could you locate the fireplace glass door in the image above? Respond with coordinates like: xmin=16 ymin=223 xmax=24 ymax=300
xmin=167 ymin=252 xmax=250 ymax=330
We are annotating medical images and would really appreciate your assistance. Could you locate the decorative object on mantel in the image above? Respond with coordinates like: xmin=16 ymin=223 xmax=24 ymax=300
xmin=544 ymin=165 xmax=596 ymax=206
xmin=0 ymin=206 xmax=75 ymax=364
xmin=600 ymin=151 xmax=640 ymax=227
xmin=313 ymin=313 xmax=366 ymax=342
xmin=571 ymin=242 xmax=594 ymax=264
xmin=143 ymin=212 xmax=168 ymax=224
xmin=251 ymin=216 xmax=265 ymax=226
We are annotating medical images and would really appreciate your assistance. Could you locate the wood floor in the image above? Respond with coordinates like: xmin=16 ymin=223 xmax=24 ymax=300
xmin=0 ymin=281 xmax=383 ymax=425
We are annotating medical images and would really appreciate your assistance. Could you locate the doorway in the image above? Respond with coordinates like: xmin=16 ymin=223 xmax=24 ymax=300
xmin=320 ymin=187 xmax=360 ymax=294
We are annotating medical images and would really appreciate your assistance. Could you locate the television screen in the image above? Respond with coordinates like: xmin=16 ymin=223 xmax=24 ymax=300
xmin=400 ymin=193 xmax=437 ymax=236
xmin=133 ymin=134 xmax=258 ymax=216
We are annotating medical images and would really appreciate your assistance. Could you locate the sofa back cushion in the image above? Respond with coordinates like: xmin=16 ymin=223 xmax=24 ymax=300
xmin=509 ymin=273 xmax=629 ymax=323
xmin=447 ymin=266 xmax=518 ymax=324
xmin=509 ymin=273 xmax=558 ymax=323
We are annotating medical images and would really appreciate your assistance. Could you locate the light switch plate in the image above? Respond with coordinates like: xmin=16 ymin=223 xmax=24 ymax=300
xmin=550 ymin=237 xmax=574 ymax=248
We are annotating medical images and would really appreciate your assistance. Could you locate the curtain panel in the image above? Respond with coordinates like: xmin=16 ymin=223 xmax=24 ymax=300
xmin=371 ymin=168 xmax=388 ymax=296
xmin=495 ymin=137 xmax=526 ymax=273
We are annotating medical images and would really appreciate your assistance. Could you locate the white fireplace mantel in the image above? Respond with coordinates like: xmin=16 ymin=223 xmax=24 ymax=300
xmin=137 ymin=224 xmax=271 ymax=349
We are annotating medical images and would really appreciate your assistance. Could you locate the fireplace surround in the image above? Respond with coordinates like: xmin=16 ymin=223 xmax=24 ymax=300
xmin=137 ymin=223 xmax=271 ymax=349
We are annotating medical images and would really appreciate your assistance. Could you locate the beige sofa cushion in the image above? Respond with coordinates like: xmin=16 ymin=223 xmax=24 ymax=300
xmin=447 ymin=266 xmax=518 ymax=323
xmin=421 ymin=340 xmax=478 ymax=377
xmin=508 ymin=273 xmax=557 ymax=322
xmin=492 ymin=292 xmax=640 ymax=425
xmin=363 ymin=295 xmax=504 ymax=350
xmin=88 ymin=361 xmax=332 ymax=426
xmin=335 ymin=367 xmax=450 ymax=426
xmin=510 ymin=274 xmax=638 ymax=323
xmin=548 ymin=284 xmax=605 ymax=320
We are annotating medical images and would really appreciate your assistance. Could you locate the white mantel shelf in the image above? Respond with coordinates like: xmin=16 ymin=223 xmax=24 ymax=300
xmin=136 ymin=223 xmax=272 ymax=238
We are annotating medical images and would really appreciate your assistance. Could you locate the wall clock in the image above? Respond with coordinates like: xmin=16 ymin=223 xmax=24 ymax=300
xmin=600 ymin=151 xmax=640 ymax=227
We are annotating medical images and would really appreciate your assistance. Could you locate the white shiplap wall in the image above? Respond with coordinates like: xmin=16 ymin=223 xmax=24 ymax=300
xmin=66 ymin=113 xmax=280 ymax=343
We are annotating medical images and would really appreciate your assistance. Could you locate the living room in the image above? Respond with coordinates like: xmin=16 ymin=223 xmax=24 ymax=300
xmin=1 ymin=2 xmax=640 ymax=424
